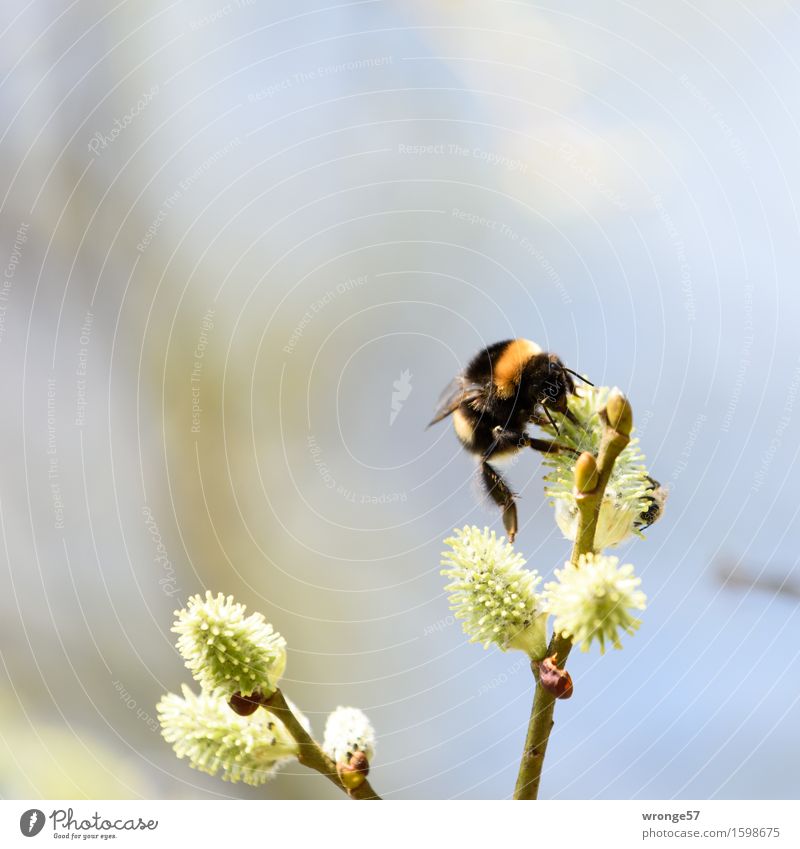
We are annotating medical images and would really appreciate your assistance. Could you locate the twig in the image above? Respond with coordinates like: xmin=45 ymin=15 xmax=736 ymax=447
xmin=513 ymin=393 xmax=632 ymax=800
xmin=716 ymin=558 xmax=800 ymax=601
xmin=261 ymin=688 xmax=382 ymax=800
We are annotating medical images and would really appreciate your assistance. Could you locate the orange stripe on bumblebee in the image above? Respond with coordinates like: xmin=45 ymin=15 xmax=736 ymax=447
xmin=493 ymin=339 xmax=542 ymax=399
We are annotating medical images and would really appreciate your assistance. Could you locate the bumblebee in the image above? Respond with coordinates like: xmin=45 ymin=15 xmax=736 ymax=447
xmin=428 ymin=339 xmax=587 ymax=542
xmin=637 ymin=477 xmax=668 ymax=530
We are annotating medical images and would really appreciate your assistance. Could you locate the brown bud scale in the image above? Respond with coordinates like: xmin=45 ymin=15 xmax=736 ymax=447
xmin=538 ymin=655 xmax=574 ymax=699
xmin=229 ymin=691 xmax=262 ymax=716
xmin=337 ymin=750 xmax=370 ymax=790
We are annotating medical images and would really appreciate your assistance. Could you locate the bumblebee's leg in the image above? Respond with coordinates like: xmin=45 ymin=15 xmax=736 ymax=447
xmin=526 ymin=436 xmax=580 ymax=458
xmin=480 ymin=461 xmax=518 ymax=542
xmin=485 ymin=426 xmax=578 ymax=459
xmin=482 ymin=426 xmax=528 ymax=459
xmin=531 ymin=407 xmax=590 ymax=437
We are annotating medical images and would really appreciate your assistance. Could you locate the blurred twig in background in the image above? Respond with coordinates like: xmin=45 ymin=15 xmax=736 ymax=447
xmin=716 ymin=558 xmax=800 ymax=602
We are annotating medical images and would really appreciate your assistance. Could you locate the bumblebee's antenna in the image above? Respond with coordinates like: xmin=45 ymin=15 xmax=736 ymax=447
xmin=565 ymin=367 xmax=593 ymax=386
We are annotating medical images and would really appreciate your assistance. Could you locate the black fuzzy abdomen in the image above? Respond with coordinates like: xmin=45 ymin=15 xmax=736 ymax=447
xmin=453 ymin=394 xmax=530 ymax=457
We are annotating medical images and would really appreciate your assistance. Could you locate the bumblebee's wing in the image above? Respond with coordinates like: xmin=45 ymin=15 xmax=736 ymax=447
xmin=427 ymin=376 xmax=483 ymax=428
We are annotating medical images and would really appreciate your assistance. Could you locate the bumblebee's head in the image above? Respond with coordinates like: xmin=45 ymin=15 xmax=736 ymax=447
xmin=537 ymin=355 xmax=575 ymax=413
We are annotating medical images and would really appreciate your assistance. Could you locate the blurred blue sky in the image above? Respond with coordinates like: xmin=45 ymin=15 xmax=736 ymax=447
xmin=0 ymin=0 xmax=798 ymax=799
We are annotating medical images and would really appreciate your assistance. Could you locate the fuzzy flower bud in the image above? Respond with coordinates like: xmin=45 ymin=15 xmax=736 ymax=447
xmin=441 ymin=526 xmax=547 ymax=658
xmin=603 ymin=390 xmax=633 ymax=436
xmin=172 ymin=592 xmax=287 ymax=698
xmin=542 ymin=385 xmax=665 ymax=548
xmin=157 ymin=685 xmax=307 ymax=785
xmin=573 ymin=451 xmax=599 ymax=493
xmin=323 ymin=706 xmax=376 ymax=765
xmin=544 ymin=553 xmax=646 ymax=653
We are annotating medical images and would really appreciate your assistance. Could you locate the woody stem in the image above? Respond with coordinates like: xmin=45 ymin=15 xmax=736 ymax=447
xmin=513 ymin=397 xmax=631 ymax=800
xmin=261 ymin=689 xmax=381 ymax=800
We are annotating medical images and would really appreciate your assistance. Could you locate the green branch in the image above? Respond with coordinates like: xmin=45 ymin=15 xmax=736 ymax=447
xmin=513 ymin=392 xmax=632 ymax=800
xmin=261 ymin=689 xmax=382 ymax=800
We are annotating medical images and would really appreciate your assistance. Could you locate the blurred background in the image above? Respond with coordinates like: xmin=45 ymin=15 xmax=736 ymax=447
xmin=0 ymin=0 xmax=798 ymax=800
